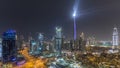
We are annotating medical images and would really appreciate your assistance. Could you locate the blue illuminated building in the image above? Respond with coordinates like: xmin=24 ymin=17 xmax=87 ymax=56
xmin=2 ymin=29 xmax=17 ymax=63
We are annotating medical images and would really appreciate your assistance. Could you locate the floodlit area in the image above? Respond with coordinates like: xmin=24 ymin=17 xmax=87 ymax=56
xmin=16 ymin=47 xmax=47 ymax=68
xmin=1 ymin=47 xmax=47 ymax=68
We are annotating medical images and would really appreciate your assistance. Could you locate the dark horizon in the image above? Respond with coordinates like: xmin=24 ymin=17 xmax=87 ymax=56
xmin=0 ymin=0 xmax=120 ymax=41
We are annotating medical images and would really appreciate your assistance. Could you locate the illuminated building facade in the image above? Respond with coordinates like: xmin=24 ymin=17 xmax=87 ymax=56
xmin=54 ymin=27 xmax=63 ymax=56
xmin=29 ymin=33 xmax=44 ymax=55
xmin=38 ymin=33 xmax=44 ymax=53
xmin=112 ymin=27 xmax=119 ymax=46
xmin=86 ymin=37 xmax=96 ymax=46
xmin=2 ymin=30 xmax=17 ymax=63
xmin=29 ymin=39 xmax=37 ymax=54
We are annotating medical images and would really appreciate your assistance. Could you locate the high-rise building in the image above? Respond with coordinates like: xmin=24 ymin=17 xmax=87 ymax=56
xmin=38 ymin=33 xmax=44 ymax=52
xmin=18 ymin=35 xmax=25 ymax=50
xmin=54 ymin=27 xmax=63 ymax=56
xmin=80 ymin=32 xmax=85 ymax=40
xmin=29 ymin=39 xmax=37 ymax=54
xmin=2 ymin=29 xmax=17 ymax=63
xmin=112 ymin=27 xmax=119 ymax=47
xmin=78 ymin=32 xmax=86 ymax=52
xmin=29 ymin=33 xmax=44 ymax=55
xmin=86 ymin=37 xmax=96 ymax=46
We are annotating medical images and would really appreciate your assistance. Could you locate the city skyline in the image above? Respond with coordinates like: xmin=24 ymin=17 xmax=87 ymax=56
xmin=0 ymin=0 xmax=120 ymax=68
xmin=0 ymin=0 xmax=120 ymax=40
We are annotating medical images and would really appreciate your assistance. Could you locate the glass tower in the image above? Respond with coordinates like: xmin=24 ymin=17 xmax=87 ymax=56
xmin=2 ymin=29 xmax=17 ymax=63
xmin=55 ymin=27 xmax=62 ymax=56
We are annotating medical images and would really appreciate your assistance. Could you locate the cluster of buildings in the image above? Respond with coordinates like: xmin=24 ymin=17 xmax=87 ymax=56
xmin=0 ymin=26 xmax=119 ymax=64
xmin=86 ymin=27 xmax=119 ymax=48
xmin=0 ymin=27 xmax=63 ymax=64
xmin=29 ymin=33 xmax=44 ymax=55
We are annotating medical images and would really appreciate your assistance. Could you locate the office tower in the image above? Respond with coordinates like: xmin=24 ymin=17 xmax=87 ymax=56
xmin=38 ymin=33 xmax=44 ymax=52
xmin=29 ymin=33 xmax=44 ymax=55
xmin=112 ymin=27 xmax=119 ymax=47
xmin=29 ymin=39 xmax=37 ymax=54
xmin=54 ymin=27 xmax=63 ymax=56
xmin=2 ymin=29 xmax=17 ymax=63
xmin=79 ymin=32 xmax=86 ymax=52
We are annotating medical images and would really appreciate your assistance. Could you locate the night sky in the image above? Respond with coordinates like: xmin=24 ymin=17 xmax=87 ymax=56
xmin=0 ymin=0 xmax=120 ymax=40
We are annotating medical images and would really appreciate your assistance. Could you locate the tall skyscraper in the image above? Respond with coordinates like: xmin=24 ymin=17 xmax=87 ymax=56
xmin=112 ymin=27 xmax=119 ymax=46
xmin=2 ymin=29 xmax=17 ymax=63
xmin=38 ymin=33 xmax=44 ymax=52
xmin=29 ymin=39 xmax=37 ymax=54
xmin=73 ymin=16 xmax=77 ymax=40
xmin=54 ymin=27 xmax=63 ymax=56
xmin=79 ymin=32 xmax=86 ymax=52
